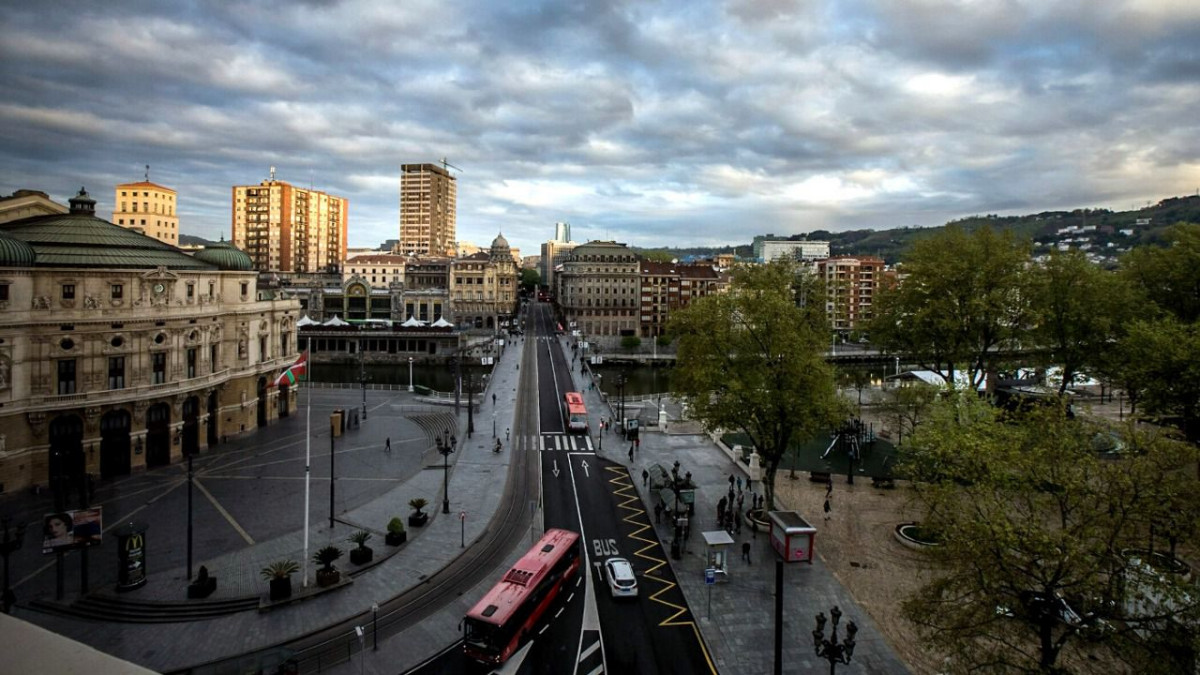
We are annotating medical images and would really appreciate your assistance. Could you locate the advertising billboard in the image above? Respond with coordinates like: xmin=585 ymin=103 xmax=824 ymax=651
xmin=42 ymin=507 xmax=103 ymax=554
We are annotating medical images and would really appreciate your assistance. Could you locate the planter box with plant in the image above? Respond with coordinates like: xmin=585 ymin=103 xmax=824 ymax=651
xmin=312 ymin=545 xmax=344 ymax=587
xmin=386 ymin=517 xmax=407 ymax=546
xmin=261 ymin=560 xmax=299 ymax=601
xmin=348 ymin=530 xmax=374 ymax=565
xmin=408 ymin=498 xmax=429 ymax=528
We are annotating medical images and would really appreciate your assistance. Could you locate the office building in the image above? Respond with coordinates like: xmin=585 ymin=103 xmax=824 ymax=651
xmin=399 ymin=163 xmax=456 ymax=256
xmin=556 ymin=241 xmax=640 ymax=340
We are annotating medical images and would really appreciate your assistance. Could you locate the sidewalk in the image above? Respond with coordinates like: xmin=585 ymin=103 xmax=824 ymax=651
xmin=571 ymin=354 xmax=912 ymax=674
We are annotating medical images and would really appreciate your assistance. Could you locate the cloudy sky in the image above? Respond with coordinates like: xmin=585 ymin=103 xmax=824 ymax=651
xmin=2 ymin=1 xmax=1198 ymax=254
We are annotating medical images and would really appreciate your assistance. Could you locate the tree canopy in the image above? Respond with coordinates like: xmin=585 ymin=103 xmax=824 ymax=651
xmin=870 ymin=226 xmax=1031 ymax=390
xmin=901 ymin=397 xmax=1200 ymax=673
xmin=669 ymin=259 xmax=843 ymax=509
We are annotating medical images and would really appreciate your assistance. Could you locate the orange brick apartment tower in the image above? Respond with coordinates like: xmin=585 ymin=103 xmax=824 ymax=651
xmin=816 ymin=255 xmax=886 ymax=334
xmin=232 ymin=177 xmax=348 ymax=273
xmin=399 ymin=163 xmax=456 ymax=257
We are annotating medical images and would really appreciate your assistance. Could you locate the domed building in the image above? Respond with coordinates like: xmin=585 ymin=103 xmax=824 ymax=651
xmin=448 ymin=233 xmax=519 ymax=330
xmin=0 ymin=188 xmax=301 ymax=497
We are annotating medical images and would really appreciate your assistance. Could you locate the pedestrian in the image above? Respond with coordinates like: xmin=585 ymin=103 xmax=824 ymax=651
xmin=492 ymin=393 xmax=497 ymax=406
xmin=717 ymin=496 xmax=727 ymax=524
xmin=385 ymin=437 xmax=391 ymax=453
xmin=736 ymin=476 xmax=742 ymax=492
xmin=642 ymin=468 xmax=649 ymax=487
xmin=823 ymin=495 xmax=832 ymax=521
xmin=826 ymin=474 xmax=834 ymax=498
xmin=506 ymin=427 xmax=510 ymax=442
xmin=737 ymin=492 xmax=744 ymax=511
xmin=742 ymin=541 xmax=751 ymax=564
xmin=628 ymin=445 xmax=634 ymax=462
xmin=654 ymin=501 xmax=663 ymax=523
xmin=728 ymin=474 xmax=735 ymax=491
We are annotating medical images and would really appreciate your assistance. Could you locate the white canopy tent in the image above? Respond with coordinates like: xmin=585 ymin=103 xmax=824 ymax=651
xmin=296 ymin=315 xmax=318 ymax=327
xmin=322 ymin=314 xmax=349 ymax=327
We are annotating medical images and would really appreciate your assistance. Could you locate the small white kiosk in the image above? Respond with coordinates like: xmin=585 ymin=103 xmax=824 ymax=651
xmin=768 ymin=511 xmax=817 ymax=563
xmin=702 ymin=530 xmax=736 ymax=582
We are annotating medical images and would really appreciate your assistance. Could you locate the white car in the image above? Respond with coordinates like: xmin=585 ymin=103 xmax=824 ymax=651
xmin=604 ymin=557 xmax=638 ymax=598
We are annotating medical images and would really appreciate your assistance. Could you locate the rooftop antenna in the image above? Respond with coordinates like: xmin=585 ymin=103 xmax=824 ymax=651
xmin=440 ymin=157 xmax=462 ymax=174
xmin=144 ymin=164 xmax=150 ymax=182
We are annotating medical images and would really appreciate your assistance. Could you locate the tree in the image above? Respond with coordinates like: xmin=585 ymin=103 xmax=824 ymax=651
xmin=620 ymin=335 xmax=642 ymax=352
xmin=901 ymin=397 xmax=1200 ymax=673
xmin=669 ymin=259 xmax=843 ymax=510
xmin=1026 ymin=250 xmax=1140 ymax=394
xmin=1114 ymin=318 xmax=1200 ymax=445
xmin=876 ymin=384 xmax=938 ymax=446
xmin=870 ymin=226 xmax=1031 ymax=391
xmin=1121 ymin=223 xmax=1200 ymax=323
xmin=519 ymin=268 xmax=540 ymax=292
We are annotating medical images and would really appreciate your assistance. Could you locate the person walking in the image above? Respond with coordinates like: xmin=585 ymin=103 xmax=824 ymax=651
xmin=736 ymin=476 xmax=742 ymax=492
xmin=628 ymin=445 xmax=634 ymax=462
xmin=642 ymin=468 xmax=649 ymax=487
xmin=654 ymin=501 xmax=663 ymax=524
xmin=823 ymin=495 xmax=832 ymax=521
xmin=506 ymin=427 xmax=511 ymax=442
xmin=742 ymin=541 xmax=752 ymax=564
xmin=385 ymin=437 xmax=391 ymax=453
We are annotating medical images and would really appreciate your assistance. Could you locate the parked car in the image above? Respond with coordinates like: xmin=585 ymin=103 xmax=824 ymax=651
xmin=604 ymin=557 xmax=638 ymax=598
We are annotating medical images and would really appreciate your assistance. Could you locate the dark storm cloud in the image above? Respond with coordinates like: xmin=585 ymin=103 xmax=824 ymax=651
xmin=1 ymin=0 xmax=1198 ymax=252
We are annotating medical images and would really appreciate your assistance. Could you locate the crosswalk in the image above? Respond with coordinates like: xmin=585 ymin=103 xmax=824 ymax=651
xmin=536 ymin=434 xmax=594 ymax=453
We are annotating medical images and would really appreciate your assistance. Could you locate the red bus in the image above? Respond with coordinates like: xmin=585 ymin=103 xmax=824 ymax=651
xmin=463 ymin=528 xmax=582 ymax=665
xmin=563 ymin=392 xmax=588 ymax=433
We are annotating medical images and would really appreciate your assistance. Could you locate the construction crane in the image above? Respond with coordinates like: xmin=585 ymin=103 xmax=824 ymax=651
xmin=440 ymin=157 xmax=462 ymax=174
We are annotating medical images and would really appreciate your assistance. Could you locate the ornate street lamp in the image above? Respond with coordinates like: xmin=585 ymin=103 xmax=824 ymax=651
xmin=408 ymin=357 xmax=414 ymax=392
xmin=436 ymin=430 xmax=457 ymax=514
xmin=813 ymin=605 xmax=858 ymax=674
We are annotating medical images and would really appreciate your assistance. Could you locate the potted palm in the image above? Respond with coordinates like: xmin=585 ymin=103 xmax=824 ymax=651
xmin=348 ymin=530 xmax=373 ymax=565
xmin=312 ymin=545 xmax=344 ymax=587
xmin=408 ymin=498 xmax=429 ymax=528
xmin=386 ymin=517 xmax=407 ymax=546
xmin=261 ymin=560 xmax=299 ymax=601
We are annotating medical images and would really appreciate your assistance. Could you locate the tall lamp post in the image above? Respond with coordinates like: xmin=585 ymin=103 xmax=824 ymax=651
xmin=1 ymin=516 xmax=27 ymax=614
xmin=615 ymin=372 xmax=627 ymax=437
xmin=359 ymin=349 xmax=369 ymax=421
xmin=408 ymin=357 xmax=414 ymax=392
xmin=436 ymin=430 xmax=457 ymax=514
xmin=813 ymin=605 xmax=858 ymax=674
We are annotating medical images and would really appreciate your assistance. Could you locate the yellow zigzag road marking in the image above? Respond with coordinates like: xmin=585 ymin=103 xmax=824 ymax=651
xmin=605 ymin=467 xmax=717 ymax=673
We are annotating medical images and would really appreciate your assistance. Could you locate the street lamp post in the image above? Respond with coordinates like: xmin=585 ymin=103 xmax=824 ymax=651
xmin=436 ymin=430 xmax=457 ymax=514
xmin=813 ymin=605 xmax=858 ymax=675
xmin=408 ymin=357 xmax=414 ymax=392
xmin=359 ymin=349 xmax=369 ymax=421
xmin=1 ymin=516 xmax=28 ymax=614
xmin=615 ymin=372 xmax=626 ymax=436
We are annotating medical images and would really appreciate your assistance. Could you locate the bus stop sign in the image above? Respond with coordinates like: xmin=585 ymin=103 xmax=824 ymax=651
xmin=705 ymin=568 xmax=716 ymax=585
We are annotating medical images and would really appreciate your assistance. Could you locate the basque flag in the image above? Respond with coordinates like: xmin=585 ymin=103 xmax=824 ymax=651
xmin=273 ymin=350 xmax=308 ymax=387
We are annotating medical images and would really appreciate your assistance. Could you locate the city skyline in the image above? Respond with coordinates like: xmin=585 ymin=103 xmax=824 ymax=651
xmin=1 ymin=1 xmax=1198 ymax=255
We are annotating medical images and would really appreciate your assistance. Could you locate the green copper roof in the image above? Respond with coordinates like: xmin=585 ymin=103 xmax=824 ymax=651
xmin=0 ymin=229 xmax=37 ymax=267
xmin=193 ymin=240 xmax=254 ymax=271
xmin=0 ymin=211 xmax=216 ymax=271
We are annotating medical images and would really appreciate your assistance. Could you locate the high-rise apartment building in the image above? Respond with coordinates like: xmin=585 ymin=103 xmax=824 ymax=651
xmin=399 ymin=163 xmax=456 ymax=256
xmin=114 ymin=180 xmax=179 ymax=244
xmin=816 ymin=255 xmax=886 ymax=333
xmin=232 ymin=178 xmax=348 ymax=273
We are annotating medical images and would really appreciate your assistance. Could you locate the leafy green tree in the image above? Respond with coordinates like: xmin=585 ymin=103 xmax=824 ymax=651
xmin=519 ymin=268 xmax=540 ymax=291
xmin=901 ymin=398 xmax=1200 ymax=673
xmin=870 ymin=226 xmax=1031 ymax=390
xmin=639 ymin=249 xmax=676 ymax=263
xmin=1121 ymin=223 xmax=1200 ymax=323
xmin=876 ymin=384 xmax=938 ymax=446
xmin=670 ymin=259 xmax=843 ymax=510
xmin=1026 ymin=250 xmax=1140 ymax=393
xmin=1115 ymin=318 xmax=1200 ymax=444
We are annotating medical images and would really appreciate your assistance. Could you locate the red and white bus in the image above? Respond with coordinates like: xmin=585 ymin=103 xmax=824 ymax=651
xmin=463 ymin=528 xmax=582 ymax=665
xmin=563 ymin=392 xmax=588 ymax=433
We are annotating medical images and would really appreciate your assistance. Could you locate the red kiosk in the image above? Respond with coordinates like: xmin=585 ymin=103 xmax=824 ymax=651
xmin=768 ymin=510 xmax=816 ymax=563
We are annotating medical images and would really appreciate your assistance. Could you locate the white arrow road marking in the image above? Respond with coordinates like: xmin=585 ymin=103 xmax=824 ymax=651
xmin=553 ymin=459 xmax=561 ymax=478
xmin=580 ymin=459 xmax=590 ymax=477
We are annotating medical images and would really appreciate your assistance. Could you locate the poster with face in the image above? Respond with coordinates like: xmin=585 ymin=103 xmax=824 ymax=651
xmin=42 ymin=507 xmax=103 ymax=554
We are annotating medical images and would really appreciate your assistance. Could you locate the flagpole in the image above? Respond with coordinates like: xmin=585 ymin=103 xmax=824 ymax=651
xmin=302 ymin=359 xmax=311 ymax=588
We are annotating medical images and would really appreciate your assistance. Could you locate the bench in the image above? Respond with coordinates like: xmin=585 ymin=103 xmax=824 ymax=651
xmin=809 ymin=471 xmax=832 ymax=483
